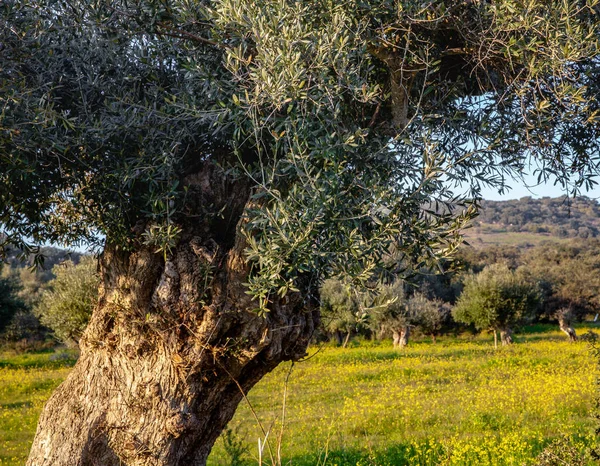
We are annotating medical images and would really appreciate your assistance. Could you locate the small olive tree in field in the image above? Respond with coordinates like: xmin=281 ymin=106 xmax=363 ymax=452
xmin=35 ymin=258 xmax=99 ymax=346
xmin=522 ymin=241 xmax=600 ymax=341
xmin=372 ymin=283 xmax=449 ymax=348
xmin=370 ymin=282 xmax=410 ymax=348
xmin=320 ymin=279 xmax=368 ymax=347
xmin=409 ymin=294 xmax=450 ymax=343
xmin=453 ymin=264 xmax=539 ymax=347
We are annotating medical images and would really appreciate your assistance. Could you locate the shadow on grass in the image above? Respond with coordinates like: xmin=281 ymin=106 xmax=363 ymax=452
xmin=283 ymin=442 xmax=460 ymax=466
xmin=277 ymin=436 xmax=577 ymax=466
xmin=0 ymin=400 xmax=33 ymax=410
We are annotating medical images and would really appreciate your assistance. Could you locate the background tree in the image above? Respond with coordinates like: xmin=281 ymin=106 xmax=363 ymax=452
xmin=453 ymin=264 xmax=540 ymax=347
xmin=34 ymin=258 xmax=100 ymax=347
xmin=3 ymin=0 xmax=600 ymax=463
xmin=0 ymin=246 xmax=81 ymax=346
xmin=521 ymin=241 xmax=600 ymax=341
xmin=371 ymin=281 xmax=413 ymax=348
xmin=320 ymin=279 xmax=368 ymax=347
xmin=409 ymin=294 xmax=450 ymax=344
xmin=1 ymin=310 xmax=43 ymax=347
xmin=368 ymin=282 xmax=450 ymax=347
xmin=369 ymin=282 xmax=442 ymax=348
xmin=0 ymin=264 xmax=26 ymax=335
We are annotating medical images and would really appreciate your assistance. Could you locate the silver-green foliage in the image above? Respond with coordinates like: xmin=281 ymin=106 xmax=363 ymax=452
xmin=407 ymin=293 xmax=448 ymax=338
xmin=34 ymin=257 xmax=100 ymax=346
xmin=453 ymin=263 xmax=540 ymax=333
xmin=3 ymin=0 xmax=600 ymax=314
xmin=0 ymin=265 xmax=26 ymax=334
xmin=369 ymin=283 xmax=444 ymax=336
xmin=320 ymin=279 xmax=368 ymax=336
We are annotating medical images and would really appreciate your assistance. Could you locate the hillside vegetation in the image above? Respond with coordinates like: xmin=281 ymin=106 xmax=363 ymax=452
xmin=468 ymin=196 xmax=600 ymax=246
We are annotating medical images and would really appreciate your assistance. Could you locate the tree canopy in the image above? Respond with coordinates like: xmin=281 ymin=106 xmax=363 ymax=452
xmin=11 ymin=2 xmax=600 ymax=463
xmin=3 ymin=0 xmax=600 ymax=310
xmin=453 ymin=263 xmax=540 ymax=340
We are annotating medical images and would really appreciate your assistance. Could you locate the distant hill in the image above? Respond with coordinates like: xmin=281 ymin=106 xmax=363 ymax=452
xmin=465 ymin=196 xmax=600 ymax=247
xmin=3 ymin=245 xmax=85 ymax=282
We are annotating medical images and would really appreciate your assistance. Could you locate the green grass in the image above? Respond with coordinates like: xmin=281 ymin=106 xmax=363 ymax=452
xmin=0 ymin=350 xmax=77 ymax=465
xmin=208 ymin=327 xmax=599 ymax=465
xmin=0 ymin=330 xmax=597 ymax=465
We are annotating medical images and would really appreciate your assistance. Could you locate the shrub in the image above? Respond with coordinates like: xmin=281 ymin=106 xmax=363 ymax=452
xmin=453 ymin=263 xmax=540 ymax=346
xmin=34 ymin=257 xmax=99 ymax=346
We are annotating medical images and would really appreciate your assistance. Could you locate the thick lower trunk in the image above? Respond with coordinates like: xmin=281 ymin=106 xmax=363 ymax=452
xmin=334 ymin=330 xmax=343 ymax=346
xmin=560 ymin=325 xmax=577 ymax=342
xmin=500 ymin=328 xmax=513 ymax=346
xmin=399 ymin=327 xmax=410 ymax=348
xmin=392 ymin=330 xmax=400 ymax=348
xmin=558 ymin=312 xmax=577 ymax=342
xmin=28 ymin=166 xmax=319 ymax=465
xmin=392 ymin=326 xmax=410 ymax=349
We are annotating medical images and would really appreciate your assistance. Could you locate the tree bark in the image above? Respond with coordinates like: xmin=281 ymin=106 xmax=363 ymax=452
xmin=558 ymin=310 xmax=577 ymax=342
xmin=342 ymin=330 xmax=352 ymax=348
xmin=399 ymin=326 xmax=410 ymax=348
xmin=392 ymin=330 xmax=400 ymax=348
xmin=500 ymin=328 xmax=513 ymax=346
xmin=392 ymin=326 xmax=410 ymax=349
xmin=334 ymin=330 xmax=343 ymax=346
xmin=27 ymin=164 xmax=319 ymax=466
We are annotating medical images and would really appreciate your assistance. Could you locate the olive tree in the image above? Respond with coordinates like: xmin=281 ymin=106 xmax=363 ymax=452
xmin=409 ymin=294 xmax=450 ymax=343
xmin=2 ymin=0 xmax=600 ymax=463
xmin=370 ymin=281 xmax=412 ymax=348
xmin=522 ymin=241 xmax=600 ymax=341
xmin=371 ymin=284 xmax=447 ymax=348
xmin=320 ymin=278 xmax=367 ymax=347
xmin=453 ymin=264 xmax=540 ymax=347
xmin=35 ymin=258 xmax=100 ymax=346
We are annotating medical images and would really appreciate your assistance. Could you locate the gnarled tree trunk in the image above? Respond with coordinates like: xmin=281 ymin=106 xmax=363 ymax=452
xmin=399 ymin=326 xmax=410 ymax=348
xmin=500 ymin=328 xmax=513 ymax=346
xmin=27 ymin=165 xmax=319 ymax=466
xmin=392 ymin=326 xmax=410 ymax=349
xmin=557 ymin=309 xmax=577 ymax=342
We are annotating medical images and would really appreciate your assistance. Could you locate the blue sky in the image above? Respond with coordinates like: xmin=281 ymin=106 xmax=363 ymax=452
xmin=480 ymin=172 xmax=600 ymax=201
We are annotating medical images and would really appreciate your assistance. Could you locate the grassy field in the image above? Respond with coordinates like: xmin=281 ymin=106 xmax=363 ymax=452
xmin=1 ymin=327 xmax=598 ymax=465
xmin=0 ymin=350 xmax=77 ymax=465
xmin=462 ymin=228 xmax=569 ymax=248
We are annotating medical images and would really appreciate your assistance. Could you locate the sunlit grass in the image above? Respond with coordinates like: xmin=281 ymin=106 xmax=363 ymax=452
xmin=0 ymin=350 xmax=77 ymax=465
xmin=209 ymin=326 xmax=599 ymax=465
xmin=0 ymin=328 xmax=597 ymax=465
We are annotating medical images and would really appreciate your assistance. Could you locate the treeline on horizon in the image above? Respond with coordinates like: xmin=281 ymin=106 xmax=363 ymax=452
xmin=475 ymin=195 xmax=600 ymax=239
